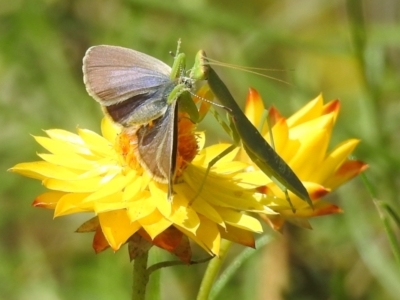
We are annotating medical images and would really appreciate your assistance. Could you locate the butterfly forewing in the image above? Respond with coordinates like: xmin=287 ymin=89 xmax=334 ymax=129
xmin=83 ymin=45 xmax=174 ymax=125
xmin=104 ymin=82 xmax=176 ymax=126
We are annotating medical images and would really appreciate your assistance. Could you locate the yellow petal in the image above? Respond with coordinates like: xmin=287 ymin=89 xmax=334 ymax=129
xmin=44 ymin=176 xmax=104 ymax=193
xmin=326 ymin=160 xmax=368 ymax=189
xmin=314 ymin=139 xmax=360 ymax=184
xmin=33 ymin=191 xmax=66 ymax=209
xmin=126 ymin=197 xmax=157 ymax=221
xmin=216 ymin=208 xmax=262 ymax=233
xmin=213 ymin=161 xmax=248 ymax=174
xmin=184 ymin=161 xmax=269 ymax=210
xmin=289 ymin=113 xmax=334 ymax=141
xmin=10 ymin=161 xmax=76 ymax=181
xmin=175 ymin=225 xmax=214 ymax=255
xmin=84 ymin=172 xmax=134 ymax=202
xmin=174 ymin=183 xmax=226 ymax=227
xmin=93 ymin=192 xmax=138 ymax=214
xmin=44 ymin=129 xmax=84 ymax=144
xmin=99 ymin=210 xmax=141 ymax=250
xmin=78 ymin=128 xmax=115 ymax=157
xmin=220 ymin=224 xmax=255 ymax=248
xmin=141 ymin=217 xmax=172 ymax=239
xmin=244 ymin=87 xmax=265 ymax=125
xmin=34 ymin=135 xmax=94 ymax=157
xmin=55 ymin=192 xmax=94 ymax=216
xmin=37 ymin=153 xmax=97 ymax=171
xmin=101 ymin=117 xmax=120 ymax=143
xmin=148 ymin=182 xmax=172 ymax=217
xmin=194 ymin=144 xmax=239 ymax=167
xmin=195 ymin=215 xmax=221 ymax=255
xmin=291 ymin=128 xmax=331 ymax=179
xmin=169 ymin=195 xmax=200 ymax=234
xmin=264 ymin=118 xmax=290 ymax=157
xmin=192 ymin=199 xmax=226 ymax=228
xmin=287 ymin=94 xmax=324 ymax=127
xmin=76 ymin=164 xmax=120 ymax=180
xmin=122 ymin=174 xmax=143 ymax=201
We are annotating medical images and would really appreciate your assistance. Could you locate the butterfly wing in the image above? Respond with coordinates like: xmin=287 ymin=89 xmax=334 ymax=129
xmin=135 ymin=101 xmax=178 ymax=201
xmin=83 ymin=45 xmax=173 ymax=126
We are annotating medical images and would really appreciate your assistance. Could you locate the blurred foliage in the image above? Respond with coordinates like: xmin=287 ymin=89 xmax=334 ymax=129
xmin=1 ymin=0 xmax=400 ymax=299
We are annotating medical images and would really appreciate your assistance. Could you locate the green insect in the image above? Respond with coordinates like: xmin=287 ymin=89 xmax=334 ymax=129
xmin=193 ymin=50 xmax=312 ymax=210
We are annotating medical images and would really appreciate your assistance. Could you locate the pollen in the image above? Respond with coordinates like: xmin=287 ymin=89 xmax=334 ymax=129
xmin=176 ymin=113 xmax=198 ymax=179
xmin=116 ymin=126 xmax=142 ymax=173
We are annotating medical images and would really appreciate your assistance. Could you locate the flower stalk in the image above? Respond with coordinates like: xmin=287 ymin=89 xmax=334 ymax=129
xmin=132 ymin=250 xmax=149 ymax=300
xmin=197 ymin=239 xmax=232 ymax=300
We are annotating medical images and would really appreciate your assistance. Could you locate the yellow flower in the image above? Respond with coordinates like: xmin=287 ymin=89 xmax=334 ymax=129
xmin=10 ymin=83 xmax=367 ymax=260
xmin=10 ymin=113 xmax=276 ymax=261
xmin=242 ymin=89 xmax=368 ymax=229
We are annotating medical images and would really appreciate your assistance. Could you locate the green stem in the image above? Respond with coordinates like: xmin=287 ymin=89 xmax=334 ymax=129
xmin=210 ymin=235 xmax=273 ymax=299
xmin=375 ymin=200 xmax=400 ymax=268
xmin=361 ymin=173 xmax=400 ymax=268
xmin=196 ymin=240 xmax=233 ymax=300
xmin=132 ymin=251 xmax=149 ymax=300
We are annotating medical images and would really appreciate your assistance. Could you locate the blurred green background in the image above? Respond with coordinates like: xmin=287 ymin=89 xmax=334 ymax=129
xmin=1 ymin=0 xmax=400 ymax=299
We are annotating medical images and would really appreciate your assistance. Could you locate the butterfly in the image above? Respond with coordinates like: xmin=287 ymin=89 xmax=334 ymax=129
xmin=82 ymin=43 xmax=203 ymax=201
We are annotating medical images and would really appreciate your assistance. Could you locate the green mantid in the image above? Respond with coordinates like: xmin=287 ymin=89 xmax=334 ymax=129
xmin=191 ymin=50 xmax=312 ymax=210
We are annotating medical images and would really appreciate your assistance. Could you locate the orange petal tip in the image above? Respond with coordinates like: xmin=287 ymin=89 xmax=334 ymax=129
xmin=323 ymin=99 xmax=340 ymax=115
xmin=32 ymin=198 xmax=56 ymax=209
xmin=268 ymin=106 xmax=284 ymax=126
xmin=337 ymin=160 xmax=368 ymax=177
xmin=314 ymin=204 xmax=343 ymax=216
xmin=246 ymin=87 xmax=262 ymax=105
xmin=93 ymin=228 xmax=110 ymax=254
xmin=256 ymin=185 xmax=271 ymax=195
xmin=310 ymin=186 xmax=330 ymax=200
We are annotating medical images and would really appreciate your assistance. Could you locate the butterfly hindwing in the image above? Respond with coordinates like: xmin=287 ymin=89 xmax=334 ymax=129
xmin=135 ymin=101 xmax=178 ymax=200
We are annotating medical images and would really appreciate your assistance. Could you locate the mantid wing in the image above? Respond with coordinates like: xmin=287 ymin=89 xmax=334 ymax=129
xmin=206 ymin=66 xmax=312 ymax=207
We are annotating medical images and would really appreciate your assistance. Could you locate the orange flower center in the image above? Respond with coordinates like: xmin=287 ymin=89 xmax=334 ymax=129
xmin=175 ymin=114 xmax=198 ymax=178
xmin=116 ymin=112 xmax=198 ymax=181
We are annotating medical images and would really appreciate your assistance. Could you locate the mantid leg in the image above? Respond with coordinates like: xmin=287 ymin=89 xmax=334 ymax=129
xmin=190 ymin=143 xmax=238 ymax=205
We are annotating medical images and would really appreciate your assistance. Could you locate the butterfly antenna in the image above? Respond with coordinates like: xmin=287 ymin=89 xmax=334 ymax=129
xmin=190 ymin=91 xmax=228 ymax=110
xmin=201 ymin=55 xmax=291 ymax=86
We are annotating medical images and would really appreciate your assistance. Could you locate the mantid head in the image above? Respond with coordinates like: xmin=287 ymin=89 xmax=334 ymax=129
xmin=190 ymin=50 xmax=210 ymax=81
